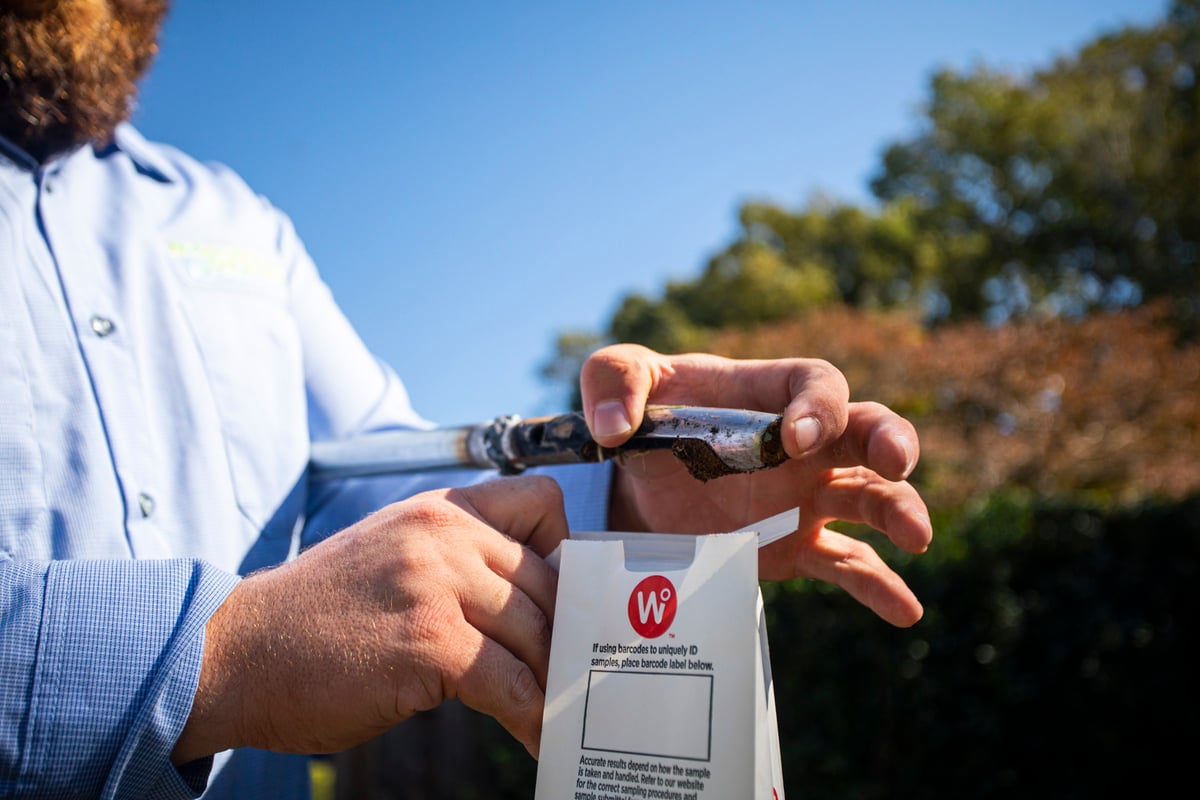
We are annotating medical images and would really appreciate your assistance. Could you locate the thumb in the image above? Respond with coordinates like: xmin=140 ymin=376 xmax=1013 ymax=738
xmin=578 ymin=344 xmax=662 ymax=447
xmin=451 ymin=475 xmax=569 ymax=558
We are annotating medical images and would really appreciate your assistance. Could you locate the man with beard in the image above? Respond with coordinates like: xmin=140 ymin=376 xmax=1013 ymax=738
xmin=0 ymin=1 xmax=934 ymax=798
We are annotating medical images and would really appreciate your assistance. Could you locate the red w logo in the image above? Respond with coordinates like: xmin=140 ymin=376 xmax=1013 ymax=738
xmin=627 ymin=575 xmax=677 ymax=638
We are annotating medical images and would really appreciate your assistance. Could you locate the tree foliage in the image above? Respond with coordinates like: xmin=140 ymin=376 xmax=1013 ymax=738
xmin=763 ymin=492 xmax=1200 ymax=799
xmin=707 ymin=302 xmax=1200 ymax=514
xmin=542 ymin=0 xmax=1200 ymax=398
xmin=872 ymin=0 xmax=1200 ymax=325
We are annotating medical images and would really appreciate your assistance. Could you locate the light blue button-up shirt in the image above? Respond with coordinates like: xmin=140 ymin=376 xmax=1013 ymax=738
xmin=0 ymin=124 xmax=609 ymax=798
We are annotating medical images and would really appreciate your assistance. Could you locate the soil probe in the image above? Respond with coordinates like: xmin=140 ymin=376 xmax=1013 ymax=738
xmin=308 ymin=406 xmax=789 ymax=483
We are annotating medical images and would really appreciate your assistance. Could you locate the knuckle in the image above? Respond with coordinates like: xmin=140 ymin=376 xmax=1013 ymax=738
xmin=520 ymin=474 xmax=565 ymax=509
xmin=404 ymin=493 xmax=465 ymax=531
xmin=589 ymin=342 xmax=652 ymax=366
xmin=784 ymin=357 xmax=850 ymax=416
xmin=857 ymin=399 xmax=890 ymax=417
xmin=581 ymin=344 xmax=652 ymax=383
xmin=408 ymin=596 xmax=463 ymax=645
xmin=508 ymin=663 xmax=542 ymax=712
xmin=803 ymin=357 xmax=849 ymax=393
xmin=529 ymin=609 xmax=554 ymax=652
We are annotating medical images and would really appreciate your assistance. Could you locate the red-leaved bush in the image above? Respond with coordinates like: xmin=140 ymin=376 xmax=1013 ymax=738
xmin=707 ymin=302 xmax=1200 ymax=510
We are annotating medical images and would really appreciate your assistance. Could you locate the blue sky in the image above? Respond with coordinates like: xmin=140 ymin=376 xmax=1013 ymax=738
xmin=136 ymin=0 xmax=1165 ymax=426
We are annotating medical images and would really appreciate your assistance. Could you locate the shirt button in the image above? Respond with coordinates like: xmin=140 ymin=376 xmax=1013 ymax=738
xmin=137 ymin=492 xmax=156 ymax=518
xmin=90 ymin=315 xmax=115 ymax=337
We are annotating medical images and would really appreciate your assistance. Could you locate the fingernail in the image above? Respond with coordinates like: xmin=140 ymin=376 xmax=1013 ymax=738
xmin=895 ymin=434 xmax=917 ymax=477
xmin=910 ymin=509 xmax=932 ymax=553
xmin=792 ymin=416 xmax=821 ymax=455
xmin=592 ymin=401 xmax=632 ymax=439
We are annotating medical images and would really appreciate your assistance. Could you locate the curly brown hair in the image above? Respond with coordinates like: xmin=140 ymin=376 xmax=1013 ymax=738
xmin=0 ymin=0 xmax=168 ymax=160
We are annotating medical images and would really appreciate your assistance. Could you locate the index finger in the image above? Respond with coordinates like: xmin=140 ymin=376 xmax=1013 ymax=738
xmin=762 ymin=527 xmax=925 ymax=627
xmin=579 ymin=344 xmax=852 ymax=458
xmin=806 ymin=401 xmax=921 ymax=481
xmin=448 ymin=475 xmax=569 ymax=632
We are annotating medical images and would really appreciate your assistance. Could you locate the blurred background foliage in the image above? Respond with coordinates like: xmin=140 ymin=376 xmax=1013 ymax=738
xmin=545 ymin=0 xmax=1200 ymax=383
xmin=335 ymin=2 xmax=1200 ymax=797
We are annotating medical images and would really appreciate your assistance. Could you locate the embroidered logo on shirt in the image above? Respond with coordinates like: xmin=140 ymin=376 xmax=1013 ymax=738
xmin=167 ymin=240 xmax=286 ymax=287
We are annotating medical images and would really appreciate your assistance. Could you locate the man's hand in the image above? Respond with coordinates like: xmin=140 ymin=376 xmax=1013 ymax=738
xmin=172 ymin=475 xmax=568 ymax=765
xmin=580 ymin=344 xmax=933 ymax=628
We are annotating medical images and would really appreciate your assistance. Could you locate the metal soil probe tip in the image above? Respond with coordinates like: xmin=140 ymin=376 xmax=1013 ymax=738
xmin=308 ymin=406 xmax=789 ymax=483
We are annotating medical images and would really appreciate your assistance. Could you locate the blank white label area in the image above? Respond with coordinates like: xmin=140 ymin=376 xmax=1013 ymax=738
xmin=581 ymin=670 xmax=713 ymax=761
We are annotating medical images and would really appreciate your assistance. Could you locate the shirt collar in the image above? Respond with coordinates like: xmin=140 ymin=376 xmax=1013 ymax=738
xmin=0 ymin=123 xmax=175 ymax=183
xmin=0 ymin=132 xmax=39 ymax=171
xmin=111 ymin=123 xmax=176 ymax=183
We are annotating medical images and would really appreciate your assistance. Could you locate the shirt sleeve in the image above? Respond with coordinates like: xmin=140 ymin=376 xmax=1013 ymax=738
xmin=0 ymin=554 xmax=240 ymax=799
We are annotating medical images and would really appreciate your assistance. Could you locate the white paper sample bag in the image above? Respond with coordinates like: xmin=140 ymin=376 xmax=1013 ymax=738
xmin=535 ymin=530 xmax=785 ymax=800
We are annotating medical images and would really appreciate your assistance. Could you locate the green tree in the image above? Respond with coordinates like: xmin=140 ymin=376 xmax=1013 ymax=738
xmin=735 ymin=197 xmax=926 ymax=310
xmin=542 ymin=1 xmax=1200 ymax=401
xmin=872 ymin=0 xmax=1200 ymax=326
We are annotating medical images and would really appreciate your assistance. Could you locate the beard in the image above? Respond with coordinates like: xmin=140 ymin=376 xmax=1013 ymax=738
xmin=0 ymin=0 xmax=169 ymax=160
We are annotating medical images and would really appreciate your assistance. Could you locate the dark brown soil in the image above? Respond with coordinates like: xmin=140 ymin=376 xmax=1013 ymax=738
xmin=672 ymin=417 xmax=789 ymax=482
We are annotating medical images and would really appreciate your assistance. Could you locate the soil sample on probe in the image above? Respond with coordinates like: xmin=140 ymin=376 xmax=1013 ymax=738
xmin=670 ymin=416 xmax=788 ymax=482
